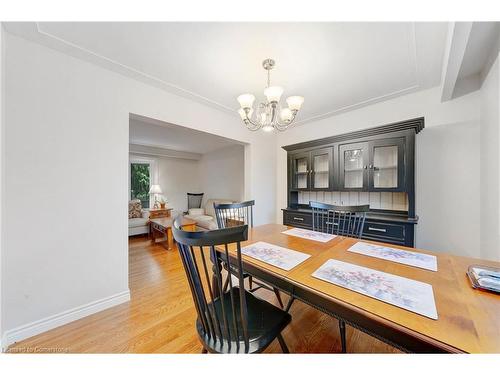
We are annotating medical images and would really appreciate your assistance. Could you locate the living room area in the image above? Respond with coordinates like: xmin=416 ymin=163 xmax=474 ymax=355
xmin=128 ymin=113 xmax=246 ymax=241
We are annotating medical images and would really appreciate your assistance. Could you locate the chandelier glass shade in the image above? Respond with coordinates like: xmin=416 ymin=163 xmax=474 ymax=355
xmin=237 ymin=59 xmax=304 ymax=132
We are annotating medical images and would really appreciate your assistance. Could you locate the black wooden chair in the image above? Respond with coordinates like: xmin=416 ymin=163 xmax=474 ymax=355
xmin=172 ymin=217 xmax=291 ymax=353
xmin=310 ymin=201 xmax=369 ymax=238
xmin=310 ymin=200 xmax=369 ymax=353
xmin=214 ymin=200 xmax=254 ymax=229
xmin=213 ymin=200 xmax=284 ymax=309
xmin=184 ymin=192 xmax=204 ymax=214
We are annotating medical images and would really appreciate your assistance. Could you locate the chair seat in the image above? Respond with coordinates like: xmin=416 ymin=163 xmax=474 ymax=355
xmin=197 ymin=287 xmax=291 ymax=353
xmin=184 ymin=214 xmax=213 ymax=221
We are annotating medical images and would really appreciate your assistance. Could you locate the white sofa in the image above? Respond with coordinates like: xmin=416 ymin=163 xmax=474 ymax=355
xmin=184 ymin=198 xmax=233 ymax=230
xmin=129 ymin=209 xmax=150 ymax=236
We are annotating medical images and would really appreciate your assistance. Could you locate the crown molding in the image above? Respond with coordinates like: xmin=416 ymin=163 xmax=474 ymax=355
xmin=34 ymin=23 xmax=237 ymax=116
xmin=293 ymin=23 xmax=420 ymax=126
xmin=9 ymin=22 xmax=422 ymax=126
xmin=282 ymin=117 xmax=424 ymax=152
xmin=292 ymin=84 xmax=420 ymax=126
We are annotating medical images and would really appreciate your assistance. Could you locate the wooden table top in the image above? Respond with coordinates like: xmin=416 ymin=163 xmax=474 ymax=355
xmin=150 ymin=216 xmax=196 ymax=229
xmin=149 ymin=207 xmax=173 ymax=212
xmin=226 ymin=224 xmax=500 ymax=353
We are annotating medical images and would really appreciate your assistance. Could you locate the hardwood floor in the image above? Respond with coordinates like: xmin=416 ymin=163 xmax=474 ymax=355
xmin=8 ymin=235 xmax=400 ymax=353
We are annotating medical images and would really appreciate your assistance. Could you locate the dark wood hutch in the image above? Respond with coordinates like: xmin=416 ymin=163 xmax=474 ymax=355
xmin=282 ymin=117 xmax=424 ymax=247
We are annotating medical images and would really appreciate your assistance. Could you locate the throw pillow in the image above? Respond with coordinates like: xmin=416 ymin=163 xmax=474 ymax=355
xmin=129 ymin=199 xmax=142 ymax=219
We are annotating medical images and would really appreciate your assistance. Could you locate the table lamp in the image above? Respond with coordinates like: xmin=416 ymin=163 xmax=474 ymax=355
xmin=149 ymin=184 xmax=163 ymax=208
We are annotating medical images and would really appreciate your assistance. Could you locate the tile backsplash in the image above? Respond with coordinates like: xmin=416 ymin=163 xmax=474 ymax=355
xmin=298 ymin=191 xmax=408 ymax=211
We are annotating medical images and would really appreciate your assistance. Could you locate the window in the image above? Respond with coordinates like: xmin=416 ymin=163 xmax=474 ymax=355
xmin=130 ymin=162 xmax=151 ymax=208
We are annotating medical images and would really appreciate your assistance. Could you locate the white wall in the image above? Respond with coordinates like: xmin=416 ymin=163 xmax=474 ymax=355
xmin=416 ymin=118 xmax=480 ymax=257
xmin=276 ymin=86 xmax=482 ymax=258
xmin=480 ymin=54 xmax=500 ymax=261
xmin=199 ymin=145 xmax=245 ymax=204
xmin=129 ymin=152 xmax=202 ymax=213
xmin=158 ymin=156 xmax=202 ymax=213
xmin=1 ymin=32 xmax=276 ymax=347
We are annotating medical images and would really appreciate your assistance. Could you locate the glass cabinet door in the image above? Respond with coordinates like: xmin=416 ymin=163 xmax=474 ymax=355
xmin=311 ymin=148 xmax=333 ymax=189
xmin=339 ymin=142 xmax=368 ymax=189
xmin=291 ymin=153 xmax=310 ymax=190
xmin=370 ymin=138 xmax=404 ymax=190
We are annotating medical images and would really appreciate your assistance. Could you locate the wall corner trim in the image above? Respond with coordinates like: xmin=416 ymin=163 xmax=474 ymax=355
xmin=1 ymin=289 xmax=131 ymax=352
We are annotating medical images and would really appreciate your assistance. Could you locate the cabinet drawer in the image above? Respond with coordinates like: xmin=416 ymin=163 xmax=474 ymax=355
xmin=284 ymin=212 xmax=312 ymax=228
xmin=362 ymin=221 xmax=405 ymax=242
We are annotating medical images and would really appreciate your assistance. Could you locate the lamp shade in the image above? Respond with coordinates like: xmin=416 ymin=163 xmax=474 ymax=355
xmin=264 ymin=86 xmax=284 ymax=102
xmin=286 ymin=96 xmax=304 ymax=111
xmin=149 ymin=184 xmax=162 ymax=195
xmin=237 ymin=94 xmax=255 ymax=109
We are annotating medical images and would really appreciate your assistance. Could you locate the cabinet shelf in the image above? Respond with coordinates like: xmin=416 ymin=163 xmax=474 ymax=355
xmin=291 ymin=147 xmax=333 ymax=190
xmin=344 ymin=168 xmax=364 ymax=172
xmin=344 ymin=166 xmax=397 ymax=172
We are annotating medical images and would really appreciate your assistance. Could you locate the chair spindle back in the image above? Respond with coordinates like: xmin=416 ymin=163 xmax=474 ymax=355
xmin=310 ymin=201 xmax=369 ymax=238
xmin=172 ymin=218 xmax=251 ymax=353
xmin=214 ymin=200 xmax=255 ymax=229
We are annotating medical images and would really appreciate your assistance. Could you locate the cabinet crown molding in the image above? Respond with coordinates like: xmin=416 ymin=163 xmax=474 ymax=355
xmin=282 ymin=117 xmax=424 ymax=152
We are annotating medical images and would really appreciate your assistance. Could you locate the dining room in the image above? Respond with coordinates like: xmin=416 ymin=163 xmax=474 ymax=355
xmin=1 ymin=3 xmax=500 ymax=374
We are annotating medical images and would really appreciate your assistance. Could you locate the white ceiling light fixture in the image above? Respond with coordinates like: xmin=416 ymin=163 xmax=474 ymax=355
xmin=237 ymin=59 xmax=304 ymax=132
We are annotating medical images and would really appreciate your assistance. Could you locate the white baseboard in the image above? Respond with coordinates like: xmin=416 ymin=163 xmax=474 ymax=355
xmin=1 ymin=289 xmax=130 ymax=352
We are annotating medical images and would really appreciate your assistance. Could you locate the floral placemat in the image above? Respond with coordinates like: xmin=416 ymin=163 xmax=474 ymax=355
xmin=241 ymin=241 xmax=311 ymax=271
xmin=348 ymin=242 xmax=437 ymax=271
xmin=312 ymin=259 xmax=438 ymax=319
xmin=282 ymin=227 xmax=337 ymax=243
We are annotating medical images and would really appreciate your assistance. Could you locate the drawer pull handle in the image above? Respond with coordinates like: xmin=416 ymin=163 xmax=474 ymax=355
xmin=293 ymin=217 xmax=304 ymax=221
xmin=368 ymin=227 xmax=387 ymax=233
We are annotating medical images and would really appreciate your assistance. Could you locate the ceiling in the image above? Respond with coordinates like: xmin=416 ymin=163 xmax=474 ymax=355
xmin=129 ymin=114 xmax=242 ymax=154
xmin=5 ymin=22 xmax=449 ymax=124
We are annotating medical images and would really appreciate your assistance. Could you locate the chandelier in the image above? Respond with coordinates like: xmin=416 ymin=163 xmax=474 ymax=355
xmin=237 ymin=58 xmax=304 ymax=132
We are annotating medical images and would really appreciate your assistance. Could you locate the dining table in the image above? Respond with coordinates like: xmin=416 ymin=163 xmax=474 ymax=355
xmin=213 ymin=223 xmax=500 ymax=353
